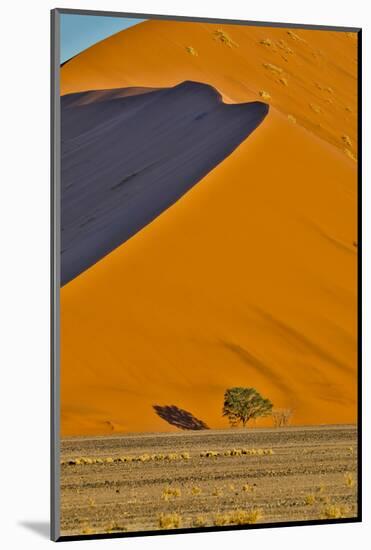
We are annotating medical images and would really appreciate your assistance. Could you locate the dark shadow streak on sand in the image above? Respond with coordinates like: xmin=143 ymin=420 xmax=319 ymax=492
xmin=153 ymin=404 xmax=209 ymax=430
xmin=61 ymin=81 xmax=269 ymax=285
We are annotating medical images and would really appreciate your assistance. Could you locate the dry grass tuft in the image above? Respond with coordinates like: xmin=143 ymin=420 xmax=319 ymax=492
xmin=105 ymin=521 xmax=126 ymax=533
xmin=344 ymin=148 xmax=356 ymax=161
xmin=193 ymin=515 xmax=207 ymax=527
xmin=200 ymin=450 xmax=219 ymax=458
xmin=344 ymin=473 xmax=355 ymax=488
xmin=229 ymin=509 xmax=262 ymax=525
xmin=185 ymin=46 xmax=198 ymax=56
xmin=162 ymin=486 xmax=181 ymax=501
xmin=158 ymin=513 xmax=182 ymax=529
xmin=263 ymin=63 xmax=283 ymax=75
xmin=259 ymin=90 xmax=271 ymax=101
xmin=180 ymin=451 xmax=191 ymax=460
xmin=287 ymin=30 xmax=303 ymax=41
xmin=213 ymin=29 xmax=239 ymax=48
xmin=309 ymin=103 xmax=322 ymax=113
xmin=341 ymin=135 xmax=352 ymax=147
xmin=260 ymin=38 xmax=274 ymax=47
xmin=322 ymin=505 xmax=349 ymax=519
xmin=214 ymin=509 xmax=262 ymax=526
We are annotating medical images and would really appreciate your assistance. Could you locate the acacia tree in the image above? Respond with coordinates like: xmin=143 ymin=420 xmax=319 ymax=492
xmin=223 ymin=387 xmax=273 ymax=427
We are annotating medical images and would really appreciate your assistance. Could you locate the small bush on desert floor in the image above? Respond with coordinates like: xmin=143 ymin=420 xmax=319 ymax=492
xmin=191 ymin=486 xmax=202 ymax=496
xmin=193 ymin=515 xmax=207 ymax=527
xmin=62 ymin=451 xmax=192 ymax=466
xmin=158 ymin=513 xmax=182 ymax=529
xmin=304 ymin=494 xmax=316 ymax=505
xmin=212 ymin=487 xmax=223 ymax=497
xmin=322 ymin=505 xmax=349 ymax=519
xmin=104 ymin=521 xmax=127 ymax=533
xmin=344 ymin=473 xmax=355 ymax=488
xmin=214 ymin=509 xmax=262 ymax=526
xmin=200 ymin=450 xmax=219 ymax=458
xmin=162 ymin=486 xmax=181 ymax=501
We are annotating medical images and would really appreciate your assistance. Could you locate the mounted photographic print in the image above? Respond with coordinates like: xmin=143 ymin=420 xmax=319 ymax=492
xmin=51 ymin=8 xmax=361 ymax=541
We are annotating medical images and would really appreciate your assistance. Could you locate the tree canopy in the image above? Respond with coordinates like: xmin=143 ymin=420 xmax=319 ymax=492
xmin=223 ymin=387 xmax=273 ymax=427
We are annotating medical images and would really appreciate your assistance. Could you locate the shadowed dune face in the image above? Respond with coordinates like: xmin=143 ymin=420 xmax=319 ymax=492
xmin=61 ymin=82 xmax=268 ymax=285
xmin=59 ymin=19 xmax=357 ymax=436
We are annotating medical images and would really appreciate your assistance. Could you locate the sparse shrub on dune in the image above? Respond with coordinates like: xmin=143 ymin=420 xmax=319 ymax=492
xmin=259 ymin=38 xmax=274 ymax=47
xmin=185 ymin=46 xmax=198 ymax=56
xmin=262 ymin=63 xmax=283 ymax=75
xmin=158 ymin=513 xmax=182 ymax=529
xmin=287 ymin=30 xmax=303 ymax=41
xmin=259 ymin=90 xmax=271 ymax=100
xmin=213 ymin=29 xmax=239 ymax=48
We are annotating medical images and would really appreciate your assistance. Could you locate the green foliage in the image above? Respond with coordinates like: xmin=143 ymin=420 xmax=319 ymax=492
xmin=223 ymin=387 xmax=273 ymax=427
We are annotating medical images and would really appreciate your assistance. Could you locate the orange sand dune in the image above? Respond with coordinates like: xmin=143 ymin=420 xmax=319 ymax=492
xmin=60 ymin=108 xmax=357 ymax=435
xmin=60 ymin=20 xmax=357 ymax=436
xmin=61 ymin=20 xmax=358 ymax=158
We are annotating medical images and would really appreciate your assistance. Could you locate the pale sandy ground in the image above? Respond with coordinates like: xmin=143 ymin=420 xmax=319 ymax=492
xmin=60 ymin=425 xmax=358 ymax=536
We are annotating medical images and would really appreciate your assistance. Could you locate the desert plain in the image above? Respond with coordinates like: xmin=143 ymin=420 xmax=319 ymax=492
xmin=60 ymin=425 xmax=357 ymax=536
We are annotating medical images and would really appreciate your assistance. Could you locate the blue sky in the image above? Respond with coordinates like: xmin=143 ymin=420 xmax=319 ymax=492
xmin=60 ymin=14 xmax=145 ymax=63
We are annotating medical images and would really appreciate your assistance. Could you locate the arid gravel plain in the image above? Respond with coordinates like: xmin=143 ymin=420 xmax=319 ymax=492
xmin=60 ymin=425 xmax=357 ymax=536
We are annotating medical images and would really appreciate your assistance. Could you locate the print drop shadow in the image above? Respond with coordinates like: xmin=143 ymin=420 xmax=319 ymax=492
xmin=153 ymin=404 xmax=209 ymax=430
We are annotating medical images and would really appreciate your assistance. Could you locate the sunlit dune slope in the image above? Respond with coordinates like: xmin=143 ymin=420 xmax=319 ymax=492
xmin=61 ymin=82 xmax=268 ymax=285
xmin=61 ymin=20 xmax=358 ymax=158
xmin=60 ymin=102 xmax=357 ymax=435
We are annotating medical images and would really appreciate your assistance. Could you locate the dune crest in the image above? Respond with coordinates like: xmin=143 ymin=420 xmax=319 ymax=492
xmin=61 ymin=81 xmax=268 ymax=285
xmin=61 ymin=20 xmax=358 ymax=158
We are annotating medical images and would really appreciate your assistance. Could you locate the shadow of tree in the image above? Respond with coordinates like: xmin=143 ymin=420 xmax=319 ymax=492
xmin=153 ymin=405 xmax=209 ymax=430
